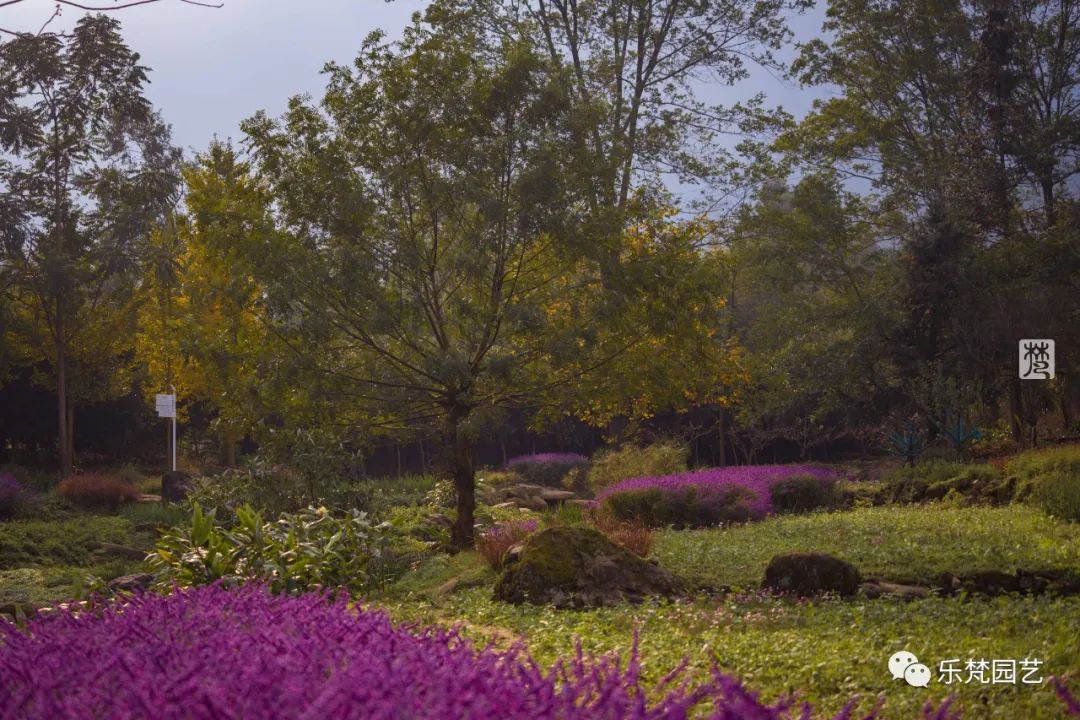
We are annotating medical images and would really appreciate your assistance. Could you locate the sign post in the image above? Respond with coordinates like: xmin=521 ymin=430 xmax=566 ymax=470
xmin=155 ymin=391 xmax=177 ymax=472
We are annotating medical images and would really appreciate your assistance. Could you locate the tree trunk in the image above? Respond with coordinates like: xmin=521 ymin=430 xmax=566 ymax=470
xmin=1009 ymin=377 xmax=1026 ymax=447
xmin=56 ymin=330 xmax=72 ymax=478
xmin=224 ymin=430 xmax=236 ymax=468
xmin=65 ymin=394 xmax=75 ymax=471
xmin=447 ymin=408 xmax=476 ymax=551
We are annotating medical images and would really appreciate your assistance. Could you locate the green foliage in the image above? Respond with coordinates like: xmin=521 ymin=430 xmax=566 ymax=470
xmin=383 ymin=505 xmax=454 ymax=550
xmin=1008 ymin=444 xmax=1080 ymax=481
xmin=365 ymin=474 xmax=438 ymax=509
xmin=385 ymin=588 xmax=1080 ymax=720
xmin=149 ymin=503 xmax=405 ymax=594
xmin=768 ymin=474 xmax=839 ymax=513
xmin=1030 ymin=471 xmax=1080 ymax=523
xmin=0 ymin=517 xmax=134 ymax=569
xmin=882 ymin=460 xmax=1008 ymax=505
xmin=601 ymin=486 xmax=755 ymax=529
xmin=587 ymin=443 xmax=687 ymax=492
xmin=183 ymin=460 xmax=368 ymax=523
xmin=653 ymin=505 xmax=1080 ymax=591
xmin=382 ymin=551 xmax=494 ymax=602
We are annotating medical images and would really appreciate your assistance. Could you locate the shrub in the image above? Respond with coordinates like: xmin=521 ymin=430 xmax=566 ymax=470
xmin=506 ymin=453 xmax=589 ymax=487
xmin=0 ymin=474 xmax=30 ymax=520
xmin=587 ymin=442 xmax=687 ymax=492
xmin=57 ymin=474 xmax=140 ymax=510
xmin=602 ymin=485 xmax=757 ymax=528
xmin=597 ymin=464 xmax=837 ymax=528
xmin=590 ymin=509 xmax=654 ymax=557
xmin=768 ymin=474 xmax=839 ymax=513
xmin=1030 ymin=470 xmax=1080 ymax=522
xmin=1007 ymin=444 xmax=1080 ymax=488
xmin=475 ymin=518 xmax=538 ymax=569
xmin=149 ymin=503 xmax=404 ymax=594
xmin=0 ymin=583 xmax=891 ymax=719
xmin=881 ymin=460 xmax=1008 ymax=505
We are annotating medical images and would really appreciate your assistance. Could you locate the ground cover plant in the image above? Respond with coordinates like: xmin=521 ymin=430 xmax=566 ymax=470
xmin=385 ymin=587 xmax=1080 ymax=720
xmin=56 ymin=473 xmax=140 ymax=510
xmin=598 ymin=464 xmax=838 ymax=527
xmin=0 ymin=582 xmax=910 ymax=720
xmin=652 ymin=505 xmax=1080 ymax=590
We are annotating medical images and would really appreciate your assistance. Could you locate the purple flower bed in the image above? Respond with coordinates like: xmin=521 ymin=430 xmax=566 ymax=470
xmin=596 ymin=465 xmax=838 ymax=526
xmin=0 ymin=584 xmax=882 ymax=720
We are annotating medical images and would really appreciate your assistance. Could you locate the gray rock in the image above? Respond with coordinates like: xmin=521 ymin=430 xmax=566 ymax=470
xmin=161 ymin=470 xmax=194 ymax=504
xmin=762 ymin=552 xmax=862 ymax=597
xmin=108 ymin=574 xmax=155 ymax=593
xmin=494 ymin=527 xmax=683 ymax=608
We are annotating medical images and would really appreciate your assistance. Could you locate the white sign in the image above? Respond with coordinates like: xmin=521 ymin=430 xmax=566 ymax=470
xmin=1019 ymin=339 xmax=1055 ymax=380
xmin=155 ymin=393 xmax=176 ymax=418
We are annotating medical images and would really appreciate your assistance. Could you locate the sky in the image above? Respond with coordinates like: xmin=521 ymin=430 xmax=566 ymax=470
xmin=1 ymin=0 xmax=831 ymax=159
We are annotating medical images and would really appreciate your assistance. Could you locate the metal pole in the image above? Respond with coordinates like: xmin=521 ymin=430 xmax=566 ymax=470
xmin=170 ymin=385 xmax=177 ymax=472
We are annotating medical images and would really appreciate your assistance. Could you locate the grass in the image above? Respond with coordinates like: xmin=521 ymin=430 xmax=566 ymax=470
xmin=653 ymin=505 xmax=1080 ymax=589
xmin=0 ymin=516 xmax=139 ymax=569
xmin=382 ymin=588 xmax=1080 ymax=720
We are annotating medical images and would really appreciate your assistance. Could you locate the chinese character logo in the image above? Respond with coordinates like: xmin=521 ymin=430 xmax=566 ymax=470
xmin=1019 ymin=339 xmax=1055 ymax=380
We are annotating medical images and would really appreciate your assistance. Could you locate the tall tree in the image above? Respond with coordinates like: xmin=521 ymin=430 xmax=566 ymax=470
xmin=135 ymin=144 xmax=271 ymax=466
xmin=432 ymin=0 xmax=811 ymax=272
xmin=786 ymin=0 xmax=1080 ymax=444
xmin=0 ymin=15 xmax=180 ymax=475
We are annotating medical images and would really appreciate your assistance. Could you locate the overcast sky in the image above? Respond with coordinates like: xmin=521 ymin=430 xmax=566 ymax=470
xmin=2 ymin=0 xmax=830 ymax=158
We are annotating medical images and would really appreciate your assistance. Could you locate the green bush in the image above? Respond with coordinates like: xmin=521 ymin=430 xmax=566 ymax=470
xmin=769 ymin=474 xmax=839 ymax=513
xmin=1004 ymin=444 xmax=1080 ymax=508
xmin=881 ymin=460 xmax=1006 ymax=504
xmin=587 ymin=443 xmax=687 ymax=492
xmin=149 ymin=503 xmax=409 ymax=594
xmin=602 ymin=486 xmax=755 ymax=528
xmin=1030 ymin=470 xmax=1080 ymax=522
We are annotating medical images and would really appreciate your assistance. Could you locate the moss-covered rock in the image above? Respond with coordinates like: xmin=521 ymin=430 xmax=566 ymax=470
xmin=493 ymin=526 xmax=683 ymax=608
xmin=762 ymin=552 xmax=862 ymax=597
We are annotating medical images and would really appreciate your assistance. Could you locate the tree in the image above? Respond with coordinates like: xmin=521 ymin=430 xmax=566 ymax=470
xmin=785 ymin=0 xmax=1080 ymax=445
xmin=135 ymin=144 xmax=271 ymax=466
xmin=725 ymin=174 xmax=901 ymax=459
xmin=0 ymin=1 xmax=223 ymax=38
xmin=0 ymin=15 xmax=180 ymax=475
xmin=241 ymin=13 xmax=739 ymax=547
xmin=430 ymin=0 xmax=811 ymax=274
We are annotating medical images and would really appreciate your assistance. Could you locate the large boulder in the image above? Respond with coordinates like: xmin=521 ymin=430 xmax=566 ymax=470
xmin=493 ymin=526 xmax=683 ymax=608
xmin=161 ymin=470 xmax=194 ymax=504
xmin=762 ymin=552 xmax=862 ymax=597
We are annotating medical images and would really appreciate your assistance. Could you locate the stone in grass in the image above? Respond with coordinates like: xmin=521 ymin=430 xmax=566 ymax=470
xmin=161 ymin=470 xmax=194 ymax=504
xmin=762 ymin=552 xmax=862 ymax=597
xmin=493 ymin=526 xmax=683 ymax=608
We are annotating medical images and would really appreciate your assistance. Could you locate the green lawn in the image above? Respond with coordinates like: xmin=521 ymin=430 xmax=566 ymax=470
xmin=380 ymin=504 xmax=1080 ymax=719
xmin=654 ymin=505 xmax=1080 ymax=589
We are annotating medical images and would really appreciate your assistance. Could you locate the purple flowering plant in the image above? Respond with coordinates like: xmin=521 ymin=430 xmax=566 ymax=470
xmin=0 ymin=583 xmax=907 ymax=720
xmin=597 ymin=465 xmax=838 ymax=527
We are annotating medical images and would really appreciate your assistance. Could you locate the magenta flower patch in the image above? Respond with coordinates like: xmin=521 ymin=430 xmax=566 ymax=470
xmin=1 ymin=583 xmax=870 ymax=719
xmin=596 ymin=464 xmax=837 ymax=518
